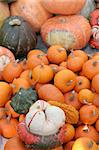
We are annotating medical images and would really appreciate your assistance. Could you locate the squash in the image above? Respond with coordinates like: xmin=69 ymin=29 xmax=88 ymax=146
xmin=0 ymin=2 xmax=10 ymax=27
xmin=0 ymin=16 xmax=37 ymax=58
xmin=41 ymin=0 xmax=85 ymax=15
xmin=0 ymin=0 xmax=16 ymax=3
xmin=80 ymin=0 xmax=96 ymax=18
xmin=10 ymin=0 xmax=52 ymax=32
xmin=41 ymin=15 xmax=91 ymax=50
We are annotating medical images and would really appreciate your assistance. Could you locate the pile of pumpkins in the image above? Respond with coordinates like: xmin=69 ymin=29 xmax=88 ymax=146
xmin=0 ymin=0 xmax=99 ymax=150
xmin=0 ymin=0 xmax=99 ymax=58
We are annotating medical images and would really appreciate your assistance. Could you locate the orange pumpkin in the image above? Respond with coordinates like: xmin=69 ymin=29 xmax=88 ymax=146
xmin=74 ymin=76 xmax=90 ymax=92
xmin=38 ymin=84 xmax=65 ymax=103
xmin=41 ymin=0 xmax=85 ymax=15
xmin=32 ymin=64 xmax=54 ymax=83
xmin=12 ymin=78 xmax=30 ymax=94
xmin=64 ymin=91 xmax=82 ymax=110
xmin=95 ymin=119 xmax=99 ymax=132
xmin=54 ymin=69 xmax=76 ymax=93
xmin=82 ymin=59 xmax=99 ymax=80
xmin=64 ymin=141 xmax=74 ymax=150
xmin=93 ymin=93 xmax=99 ymax=107
xmin=0 ymin=117 xmax=18 ymax=138
xmin=0 ymin=82 xmax=12 ymax=107
xmin=27 ymin=53 xmax=49 ymax=69
xmin=19 ymin=114 xmax=25 ymax=123
xmin=47 ymin=45 xmax=67 ymax=64
xmin=49 ymin=64 xmax=59 ymax=75
xmin=79 ymin=105 xmax=99 ymax=125
xmin=4 ymin=136 xmax=26 ymax=150
xmin=10 ymin=0 xmax=52 ymax=32
xmin=41 ymin=15 xmax=91 ymax=50
xmin=5 ymin=101 xmax=20 ymax=118
xmin=72 ymin=137 xmax=98 ymax=150
xmin=0 ymin=107 xmax=7 ymax=119
xmin=27 ymin=49 xmax=45 ymax=58
xmin=35 ymin=83 xmax=45 ymax=92
xmin=68 ymin=50 xmax=88 ymax=62
xmin=78 ymin=89 xmax=94 ymax=104
xmin=75 ymin=125 xmax=99 ymax=143
xmin=0 ymin=2 xmax=10 ymax=27
xmin=2 ymin=61 xmax=23 ymax=83
xmin=92 ymin=74 xmax=99 ymax=94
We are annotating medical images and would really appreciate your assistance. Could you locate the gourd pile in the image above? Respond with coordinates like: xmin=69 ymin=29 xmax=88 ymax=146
xmin=0 ymin=0 xmax=99 ymax=150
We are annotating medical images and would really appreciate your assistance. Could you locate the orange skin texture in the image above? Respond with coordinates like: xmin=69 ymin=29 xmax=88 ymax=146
xmin=4 ymin=136 xmax=26 ymax=150
xmin=68 ymin=50 xmax=88 ymax=62
xmin=0 ymin=118 xmax=18 ymax=138
xmin=92 ymin=74 xmax=99 ymax=94
xmin=64 ymin=91 xmax=82 ymax=110
xmin=59 ymin=61 xmax=67 ymax=68
xmin=41 ymin=15 xmax=91 ymax=50
xmin=93 ymin=93 xmax=99 ymax=107
xmin=74 ymin=76 xmax=90 ymax=92
xmin=27 ymin=49 xmax=45 ymax=58
xmin=47 ymin=45 xmax=67 ymax=64
xmin=54 ymin=69 xmax=76 ymax=93
xmin=64 ymin=141 xmax=74 ymax=150
xmin=0 ymin=82 xmax=12 ymax=107
xmin=75 ymin=125 xmax=99 ymax=143
xmin=82 ymin=59 xmax=99 ymax=80
xmin=32 ymin=64 xmax=54 ymax=84
xmin=10 ymin=0 xmax=52 ymax=32
xmin=12 ymin=78 xmax=30 ymax=94
xmin=72 ymin=137 xmax=98 ymax=150
xmin=38 ymin=84 xmax=65 ymax=103
xmin=67 ymin=57 xmax=84 ymax=72
xmin=78 ymin=89 xmax=94 ymax=104
xmin=42 ymin=0 xmax=85 ymax=15
xmin=79 ymin=105 xmax=99 ymax=125
xmin=95 ymin=119 xmax=99 ymax=132
xmin=5 ymin=101 xmax=20 ymax=118
xmin=27 ymin=53 xmax=49 ymax=69
xmin=35 ymin=83 xmax=45 ymax=92
xmin=2 ymin=62 xmax=23 ymax=83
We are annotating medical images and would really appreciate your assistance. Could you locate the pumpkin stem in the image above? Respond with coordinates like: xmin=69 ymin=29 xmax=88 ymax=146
xmin=92 ymin=109 xmax=96 ymax=116
xmin=70 ymin=49 xmax=75 ymax=58
xmin=83 ymin=124 xmax=89 ymax=132
xmin=83 ymin=99 xmax=92 ymax=105
xmin=9 ymin=19 xmax=21 ymax=26
xmin=37 ymin=53 xmax=45 ymax=58
xmin=66 ymin=80 xmax=73 ymax=86
xmin=58 ymin=47 xmax=65 ymax=52
xmin=10 ymin=83 xmax=16 ymax=89
xmin=7 ymin=114 xmax=11 ymax=122
xmin=88 ymin=141 xmax=93 ymax=149
xmin=92 ymin=60 xmax=98 ymax=66
xmin=69 ymin=90 xmax=75 ymax=101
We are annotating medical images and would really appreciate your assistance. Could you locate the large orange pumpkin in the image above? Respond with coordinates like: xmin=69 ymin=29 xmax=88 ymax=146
xmin=10 ymin=0 xmax=52 ymax=32
xmin=41 ymin=15 xmax=91 ymax=50
xmin=41 ymin=0 xmax=85 ymax=15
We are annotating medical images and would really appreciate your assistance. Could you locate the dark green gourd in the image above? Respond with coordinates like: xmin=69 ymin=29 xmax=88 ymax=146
xmin=0 ymin=16 xmax=37 ymax=58
xmin=10 ymin=88 xmax=38 ymax=114
xmin=0 ymin=0 xmax=16 ymax=3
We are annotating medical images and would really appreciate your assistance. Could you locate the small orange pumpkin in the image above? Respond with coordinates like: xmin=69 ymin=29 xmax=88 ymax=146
xmin=79 ymin=105 xmax=99 ymax=125
xmin=47 ymin=45 xmax=67 ymax=64
xmin=54 ymin=69 xmax=76 ymax=93
xmin=91 ymin=74 xmax=99 ymax=94
xmin=32 ymin=64 xmax=54 ymax=83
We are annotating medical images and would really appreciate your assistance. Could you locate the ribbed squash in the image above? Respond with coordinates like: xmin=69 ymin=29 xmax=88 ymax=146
xmin=41 ymin=15 xmax=91 ymax=50
xmin=41 ymin=0 xmax=85 ymax=15
xmin=10 ymin=0 xmax=52 ymax=32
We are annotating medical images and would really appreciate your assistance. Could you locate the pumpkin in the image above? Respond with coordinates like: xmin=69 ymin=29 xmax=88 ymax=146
xmin=93 ymin=93 xmax=99 ymax=107
xmin=4 ymin=136 xmax=26 ymax=150
xmin=41 ymin=0 xmax=85 ymax=15
xmin=75 ymin=125 xmax=99 ymax=143
xmin=0 ymin=82 xmax=12 ymax=107
xmin=80 ymin=0 xmax=96 ymax=18
xmin=72 ymin=137 xmax=98 ymax=150
xmin=95 ymin=119 xmax=99 ymax=132
xmin=54 ymin=69 xmax=76 ymax=93
xmin=91 ymin=74 xmax=99 ymax=94
xmin=10 ymin=88 xmax=38 ymax=114
xmin=10 ymin=0 xmax=52 ymax=32
xmin=0 ymin=2 xmax=10 ymax=27
xmin=64 ymin=141 xmax=74 ymax=150
xmin=38 ymin=84 xmax=65 ymax=103
xmin=0 ymin=16 xmax=37 ymax=58
xmin=79 ymin=105 xmax=99 ymax=125
xmin=41 ymin=15 xmax=91 ymax=50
